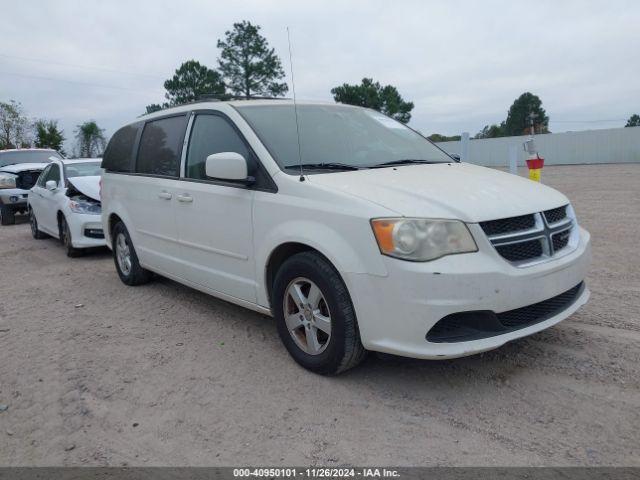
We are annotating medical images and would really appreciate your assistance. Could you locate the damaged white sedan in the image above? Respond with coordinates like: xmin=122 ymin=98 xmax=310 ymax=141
xmin=28 ymin=158 xmax=105 ymax=256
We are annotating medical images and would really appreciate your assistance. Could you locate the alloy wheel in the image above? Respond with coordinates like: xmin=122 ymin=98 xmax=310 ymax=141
xmin=283 ymin=277 xmax=332 ymax=355
xmin=115 ymin=233 xmax=132 ymax=276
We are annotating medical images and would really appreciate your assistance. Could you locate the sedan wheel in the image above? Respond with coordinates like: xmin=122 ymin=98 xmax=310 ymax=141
xmin=283 ymin=277 xmax=332 ymax=355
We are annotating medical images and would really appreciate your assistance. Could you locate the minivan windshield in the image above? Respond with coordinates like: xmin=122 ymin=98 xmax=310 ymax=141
xmin=0 ymin=150 xmax=62 ymax=167
xmin=235 ymin=104 xmax=452 ymax=172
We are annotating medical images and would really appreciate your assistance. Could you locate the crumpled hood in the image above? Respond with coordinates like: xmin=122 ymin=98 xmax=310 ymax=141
xmin=0 ymin=162 xmax=49 ymax=173
xmin=309 ymin=162 xmax=569 ymax=222
xmin=67 ymin=176 xmax=100 ymax=201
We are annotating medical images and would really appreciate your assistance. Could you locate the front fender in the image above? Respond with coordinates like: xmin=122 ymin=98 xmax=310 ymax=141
xmin=255 ymin=218 xmax=388 ymax=307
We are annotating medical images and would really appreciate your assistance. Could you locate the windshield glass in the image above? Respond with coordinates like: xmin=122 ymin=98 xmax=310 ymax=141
xmin=0 ymin=150 xmax=62 ymax=167
xmin=235 ymin=104 xmax=451 ymax=171
xmin=64 ymin=161 xmax=103 ymax=178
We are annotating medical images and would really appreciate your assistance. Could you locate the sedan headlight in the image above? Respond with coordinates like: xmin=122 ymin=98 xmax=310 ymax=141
xmin=371 ymin=218 xmax=478 ymax=261
xmin=0 ymin=173 xmax=17 ymax=189
xmin=69 ymin=199 xmax=101 ymax=215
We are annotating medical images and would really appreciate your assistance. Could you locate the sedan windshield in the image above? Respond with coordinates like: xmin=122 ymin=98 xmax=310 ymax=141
xmin=235 ymin=104 xmax=452 ymax=172
xmin=0 ymin=150 xmax=62 ymax=167
xmin=64 ymin=161 xmax=103 ymax=178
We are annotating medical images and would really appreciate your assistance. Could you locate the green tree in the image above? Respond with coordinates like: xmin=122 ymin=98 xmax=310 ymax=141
xmin=164 ymin=60 xmax=225 ymax=104
xmin=625 ymin=114 xmax=640 ymax=127
xmin=428 ymin=133 xmax=461 ymax=142
xmin=217 ymin=21 xmax=288 ymax=98
xmin=75 ymin=121 xmax=106 ymax=158
xmin=504 ymin=92 xmax=549 ymax=136
xmin=0 ymin=100 xmax=31 ymax=149
xmin=331 ymin=78 xmax=414 ymax=124
xmin=34 ymin=119 xmax=65 ymax=154
xmin=475 ymin=122 xmax=506 ymax=139
xmin=145 ymin=103 xmax=168 ymax=115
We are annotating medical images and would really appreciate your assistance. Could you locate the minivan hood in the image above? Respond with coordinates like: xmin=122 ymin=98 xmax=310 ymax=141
xmin=67 ymin=176 xmax=100 ymax=201
xmin=309 ymin=162 xmax=569 ymax=222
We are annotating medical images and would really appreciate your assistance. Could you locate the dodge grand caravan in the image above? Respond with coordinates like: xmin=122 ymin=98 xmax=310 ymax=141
xmin=100 ymin=100 xmax=591 ymax=374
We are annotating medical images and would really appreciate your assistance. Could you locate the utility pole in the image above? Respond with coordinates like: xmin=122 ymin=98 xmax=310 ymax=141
xmin=529 ymin=111 xmax=538 ymax=136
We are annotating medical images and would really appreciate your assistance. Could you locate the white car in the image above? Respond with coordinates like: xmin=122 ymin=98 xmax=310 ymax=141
xmin=0 ymin=149 xmax=63 ymax=225
xmin=28 ymin=158 xmax=105 ymax=256
xmin=100 ymin=100 xmax=591 ymax=374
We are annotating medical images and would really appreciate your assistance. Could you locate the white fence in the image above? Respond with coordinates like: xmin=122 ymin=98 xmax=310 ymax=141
xmin=436 ymin=126 xmax=640 ymax=167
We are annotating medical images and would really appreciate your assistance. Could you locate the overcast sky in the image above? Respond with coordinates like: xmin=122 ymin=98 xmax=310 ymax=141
xmin=2 ymin=0 xmax=639 ymax=152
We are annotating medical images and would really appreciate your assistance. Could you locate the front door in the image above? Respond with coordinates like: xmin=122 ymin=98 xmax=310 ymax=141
xmin=175 ymin=113 xmax=256 ymax=302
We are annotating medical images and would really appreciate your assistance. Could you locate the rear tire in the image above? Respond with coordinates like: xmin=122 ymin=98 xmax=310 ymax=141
xmin=112 ymin=221 xmax=152 ymax=286
xmin=59 ymin=215 xmax=82 ymax=257
xmin=29 ymin=208 xmax=47 ymax=239
xmin=0 ymin=205 xmax=15 ymax=226
xmin=272 ymin=251 xmax=366 ymax=375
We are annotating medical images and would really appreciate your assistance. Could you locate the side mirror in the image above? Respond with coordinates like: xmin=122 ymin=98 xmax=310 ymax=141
xmin=45 ymin=180 xmax=58 ymax=191
xmin=205 ymin=152 xmax=253 ymax=183
xmin=450 ymin=153 xmax=461 ymax=162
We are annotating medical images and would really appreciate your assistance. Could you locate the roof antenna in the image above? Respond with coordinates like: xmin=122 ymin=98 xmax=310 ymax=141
xmin=287 ymin=27 xmax=305 ymax=182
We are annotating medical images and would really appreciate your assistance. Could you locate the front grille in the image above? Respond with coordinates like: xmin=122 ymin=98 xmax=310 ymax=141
xmin=482 ymin=205 xmax=573 ymax=266
xmin=544 ymin=205 xmax=567 ymax=224
xmin=15 ymin=170 xmax=42 ymax=190
xmin=480 ymin=214 xmax=535 ymax=236
xmin=426 ymin=282 xmax=585 ymax=343
xmin=552 ymin=229 xmax=571 ymax=252
xmin=496 ymin=239 xmax=543 ymax=262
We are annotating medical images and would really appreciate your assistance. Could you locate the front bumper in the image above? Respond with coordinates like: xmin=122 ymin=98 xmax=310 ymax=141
xmin=344 ymin=225 xmax=591 ymax=359
xmin=67 ymin=214 xmax=107 ymax=248
xmin=0 ymin=189 xmax=29 ymax=208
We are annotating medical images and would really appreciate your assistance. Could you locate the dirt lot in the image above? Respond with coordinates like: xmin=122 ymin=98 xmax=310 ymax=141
xmin=0 ymin=164 xmax=639 ymax=467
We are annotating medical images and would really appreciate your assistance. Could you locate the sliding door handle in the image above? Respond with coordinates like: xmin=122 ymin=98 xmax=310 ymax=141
xmin=176 ymin=194 xmax=193 ymax=203
xmin=158 ymin=191 xmax=172 ymax=200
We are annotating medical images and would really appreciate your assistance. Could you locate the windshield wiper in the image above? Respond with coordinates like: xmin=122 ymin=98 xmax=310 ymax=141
xmin=370 ymin=159 xmax=441 ymax=168
xmin=284 ymin=163 xmax=362 ymax=171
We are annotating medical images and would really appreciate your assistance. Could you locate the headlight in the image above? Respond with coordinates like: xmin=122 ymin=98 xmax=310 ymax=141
xmin=371 ymin=218 xmax=478 ymax=261
xmin=0 ymin=173 xmax=17 ymax=189
xmin=69 ymin=199 xmax=101 ymax=215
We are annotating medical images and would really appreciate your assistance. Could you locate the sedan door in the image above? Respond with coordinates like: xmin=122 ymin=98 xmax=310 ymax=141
xmin=175 ymin=112 xmax=257 ymax=303
xmin=37 ymin=163 xmax=63 ymax=234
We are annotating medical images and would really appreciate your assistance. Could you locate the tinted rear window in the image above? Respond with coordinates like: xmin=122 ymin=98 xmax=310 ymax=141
xmin=136 ymin=115 xmax=188 ymax=177
xmin=102 ymin=124 xmax=139 ymax=172
xmin=0 ymin=150 xmax=61 ymax=167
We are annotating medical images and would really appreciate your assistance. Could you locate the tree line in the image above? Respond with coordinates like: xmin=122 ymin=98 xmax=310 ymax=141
xmin=0 ymin=100 xmax=106 ymax=157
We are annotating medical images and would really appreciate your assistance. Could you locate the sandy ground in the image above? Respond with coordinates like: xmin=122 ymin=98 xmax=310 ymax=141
xmin=0 ymin=163 xmax=639 ymax=467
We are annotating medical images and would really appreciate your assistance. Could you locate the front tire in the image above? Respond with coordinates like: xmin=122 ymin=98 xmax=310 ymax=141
xmin=112 ymin=221 xmax=152 ymax=286
xmin=59 ymin=215 xmax=82 ymax=257
xmin=272 ymin=251 xmax=366 ymax=375
xmin=29 ymin=208 xmax=47 ymax=239
xmin=0 ymin=205 xmax=15 ymax=226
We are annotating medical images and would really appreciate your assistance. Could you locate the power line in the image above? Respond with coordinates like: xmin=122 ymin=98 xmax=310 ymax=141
xmin=0 ymin=70 xmax=163 ymax=94
xmin=0 ymin=53 xmax=165 ymax=80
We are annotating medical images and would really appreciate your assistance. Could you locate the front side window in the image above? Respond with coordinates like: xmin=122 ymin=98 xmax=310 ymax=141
xmin=136 ymin=115 xmax=188 ymax=177
xmin=185 ymin=114 xmax=250 ymax=180
xmin=46 ymin=164 xmax=61 ymax=185
xmin=36 ymin=165 xmax=52 ymax=187
xmin=235 ymin=104 xmax=452 ymax=172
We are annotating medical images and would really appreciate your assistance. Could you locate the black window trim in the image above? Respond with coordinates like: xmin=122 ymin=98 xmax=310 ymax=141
xmin=180 ymin=108 xmax=277 ymax=193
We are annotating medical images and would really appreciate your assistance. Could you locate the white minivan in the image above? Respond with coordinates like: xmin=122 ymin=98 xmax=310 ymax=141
xmin=101 ymin=100 xmax=590 ymax=374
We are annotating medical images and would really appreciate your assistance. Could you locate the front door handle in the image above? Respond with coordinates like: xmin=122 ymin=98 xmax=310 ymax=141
xmin=158 ymin=191 xmax=172 ymax=200
xmin=176 ymin=194 xmax=193 ymax=203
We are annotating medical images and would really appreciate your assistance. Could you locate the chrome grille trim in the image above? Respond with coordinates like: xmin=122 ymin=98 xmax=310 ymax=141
xmin=481 ymin=205 xmax=577 ymax=267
